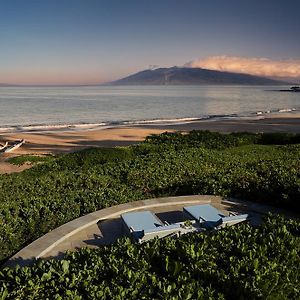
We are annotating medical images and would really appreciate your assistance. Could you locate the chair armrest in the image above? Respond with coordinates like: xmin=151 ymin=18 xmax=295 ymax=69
xmin=222 ymin=214 xmax=249 ymax=223
xmin=229 ymin=212 xmax=238 ymax=216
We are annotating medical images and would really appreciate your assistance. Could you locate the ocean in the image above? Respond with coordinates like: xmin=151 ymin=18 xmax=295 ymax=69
xmin=0 ymin=85 xmax=299 ymax=132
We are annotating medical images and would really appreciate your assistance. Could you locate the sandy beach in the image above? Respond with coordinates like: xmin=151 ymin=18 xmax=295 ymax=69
xmin=1 ymin=115 xmax=300 ymax=174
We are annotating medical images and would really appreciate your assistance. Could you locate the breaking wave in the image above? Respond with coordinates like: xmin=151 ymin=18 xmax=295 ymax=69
xmin=0 ymin=107 xmax=299 ymax=134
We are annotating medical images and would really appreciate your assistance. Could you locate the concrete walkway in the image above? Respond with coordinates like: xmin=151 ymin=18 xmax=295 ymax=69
xmin=4 ymin=195 xmax=293 ymax=268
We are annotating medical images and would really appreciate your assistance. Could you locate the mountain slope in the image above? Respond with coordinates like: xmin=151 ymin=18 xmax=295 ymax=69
xmin=112 ymin=67 xmax=288 ymax=85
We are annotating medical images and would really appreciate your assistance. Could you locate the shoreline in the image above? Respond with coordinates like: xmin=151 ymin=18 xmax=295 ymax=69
xmin=1 ymin=115 xmax=300 ymax=174
xmin=0 ymin=110 xmax=299 ymax=135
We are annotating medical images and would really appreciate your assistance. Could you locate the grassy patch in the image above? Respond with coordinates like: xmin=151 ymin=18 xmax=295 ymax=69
xmin=7 ymin=155 xmax=54 ymax=166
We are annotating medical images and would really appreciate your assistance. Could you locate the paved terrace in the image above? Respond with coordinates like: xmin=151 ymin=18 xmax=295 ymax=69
xmin=4 ymin=195 xmax=296 ymax=268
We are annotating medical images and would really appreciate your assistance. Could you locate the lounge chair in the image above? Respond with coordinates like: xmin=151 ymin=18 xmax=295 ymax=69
xmin=121 ymin=211 xmax=182 ymax=243
xmin=183 ymin=204 xmax=248 ymax=229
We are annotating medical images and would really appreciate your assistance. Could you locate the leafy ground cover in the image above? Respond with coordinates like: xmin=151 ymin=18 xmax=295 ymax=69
xmin=0 ymin=215 xmax=299 ymax=299
xmin=0 ymin=131 xmax=299 ymax=264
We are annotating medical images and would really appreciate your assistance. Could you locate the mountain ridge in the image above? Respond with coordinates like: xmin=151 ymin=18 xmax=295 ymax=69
xmin=112 ymin=66 xmax=289 ymax=85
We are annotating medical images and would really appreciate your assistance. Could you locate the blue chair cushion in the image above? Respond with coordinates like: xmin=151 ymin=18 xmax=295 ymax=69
xmin=184 ymin=204 xmax=224 ymax=222
xmin=121 ymin=211 xmax=162 ymax=232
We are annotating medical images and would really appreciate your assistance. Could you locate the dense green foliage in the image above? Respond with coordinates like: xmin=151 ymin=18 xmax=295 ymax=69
xmin=1 ymin=215 xmax=299 ymax=299
xmin=7 ymin=155 xmax=54 ymax=166
xmin=0 ymin=131 xmax=300 ymax=263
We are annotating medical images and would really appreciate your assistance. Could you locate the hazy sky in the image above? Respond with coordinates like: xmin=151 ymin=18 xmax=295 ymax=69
xmin=1 ymin=0 xmax=299 ymax=84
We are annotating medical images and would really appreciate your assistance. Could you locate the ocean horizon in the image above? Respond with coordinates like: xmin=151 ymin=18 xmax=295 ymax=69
xmin=0 ymin=85 xmax=299 ymax=133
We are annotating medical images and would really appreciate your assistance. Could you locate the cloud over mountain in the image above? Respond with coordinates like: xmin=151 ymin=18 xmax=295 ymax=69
xmin=185 ymin=56 xmax=300 ymax=79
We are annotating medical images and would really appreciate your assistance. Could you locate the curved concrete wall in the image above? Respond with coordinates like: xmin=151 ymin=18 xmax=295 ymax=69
xmin=5 ymin=195 xmax=221 ymax=267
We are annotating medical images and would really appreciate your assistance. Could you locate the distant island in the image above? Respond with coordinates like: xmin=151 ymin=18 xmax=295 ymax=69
xmin=279 ymin=86 xmax=300 ymax=92
xmin=0 ymin=67 xmax=291 ymax=87
xmin=112 ymin=66 xmax=289 ymax=85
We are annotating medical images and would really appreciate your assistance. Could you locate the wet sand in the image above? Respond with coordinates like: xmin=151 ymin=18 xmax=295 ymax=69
xmin=1 ymin=115 xmax=300 ymax=174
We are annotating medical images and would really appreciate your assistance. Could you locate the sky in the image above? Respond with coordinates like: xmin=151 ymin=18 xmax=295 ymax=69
xmin=0 ymin=0 xmax=300 ymax=85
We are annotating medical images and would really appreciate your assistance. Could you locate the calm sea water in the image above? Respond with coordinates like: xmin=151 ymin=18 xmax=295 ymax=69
xmin=0 ymin=85 xmax=299 ymax=132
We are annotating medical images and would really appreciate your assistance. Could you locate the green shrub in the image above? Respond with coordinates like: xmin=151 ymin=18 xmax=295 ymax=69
xmin=0 ymin=131 xmax=299 ymax=263
xmin=0 ymin=215 xmax=299 ymax=299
